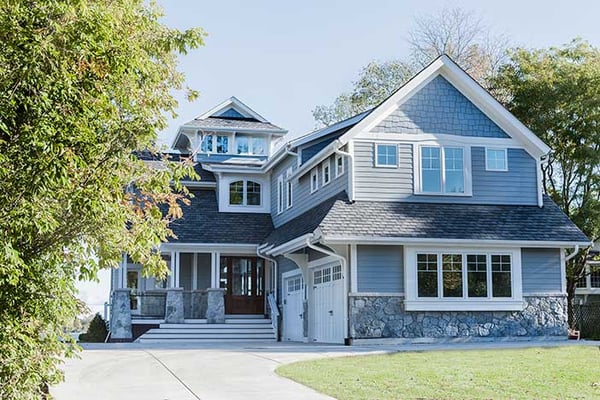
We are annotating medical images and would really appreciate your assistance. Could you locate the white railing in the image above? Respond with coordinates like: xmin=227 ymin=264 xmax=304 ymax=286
xmin=267 ymin=293 xmax=279 ymax=338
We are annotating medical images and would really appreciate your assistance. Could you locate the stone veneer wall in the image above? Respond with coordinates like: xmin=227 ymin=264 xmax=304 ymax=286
xmin=349 ymin=295 xmax=567 ymax=339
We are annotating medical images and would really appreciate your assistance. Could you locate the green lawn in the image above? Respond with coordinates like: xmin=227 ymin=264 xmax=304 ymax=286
xmin=276 ymin=346 xmax=600 ymax=400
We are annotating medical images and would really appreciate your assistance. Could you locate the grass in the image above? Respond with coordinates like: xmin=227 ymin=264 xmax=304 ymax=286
xmin=276 ymin=346 xmax=600 ymax=400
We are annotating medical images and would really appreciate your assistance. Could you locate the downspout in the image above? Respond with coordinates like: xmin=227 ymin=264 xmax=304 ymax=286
xmin=333 ymin=140 xmax=355 ymax=202
xmin=565 ymin=245 xmax=580 ymax=262
xmin=257 ymin=245 xmax=278 ymax=302
xmin=285 ymin=145 xmax=299 ymax=167
xmin=305 ymin=235 xmax=350 ymax=343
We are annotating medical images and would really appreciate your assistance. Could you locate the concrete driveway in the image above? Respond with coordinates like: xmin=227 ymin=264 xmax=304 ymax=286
xmin=51 ymin=342 xmax=381 ymax=400
xmin=51 ymin=340 xmax=595 ymax=400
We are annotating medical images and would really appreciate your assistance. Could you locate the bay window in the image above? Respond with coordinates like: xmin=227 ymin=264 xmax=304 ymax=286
xmin=418 ymin=145 xmax=469 ymax=195
xmin=406 ymin=247 xmax=522 ymax=311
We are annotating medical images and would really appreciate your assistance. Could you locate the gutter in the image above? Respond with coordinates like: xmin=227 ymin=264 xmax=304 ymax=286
xmin=565 ymin=244 xmax=581 ymax=262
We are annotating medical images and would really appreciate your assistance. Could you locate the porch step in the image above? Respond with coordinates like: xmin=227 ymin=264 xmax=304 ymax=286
xmin=136 ymin=317 xmax=276 ymax=343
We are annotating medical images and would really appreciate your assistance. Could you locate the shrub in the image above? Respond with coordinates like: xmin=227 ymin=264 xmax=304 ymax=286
xmin=78 ymin=314 xmax=108 ymax=343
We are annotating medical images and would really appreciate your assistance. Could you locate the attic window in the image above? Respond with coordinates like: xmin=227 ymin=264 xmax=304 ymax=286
xmin=236 ymin=135 xmax=266 ymax=156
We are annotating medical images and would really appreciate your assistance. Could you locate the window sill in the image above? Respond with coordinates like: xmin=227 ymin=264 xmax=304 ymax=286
xmin=413 ymin=191 xmax=472 ymax=197
xmin=404 ymin=299 xmax=524 ymax=312
xmin=374 ymin=164 xmax=398 ymax=168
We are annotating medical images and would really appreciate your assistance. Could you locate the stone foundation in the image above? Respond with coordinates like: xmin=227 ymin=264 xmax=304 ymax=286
xmin=110 ymin=289 xmax=132 ymax=340
xmin=349 ymin=295 xmax=567 ymax=339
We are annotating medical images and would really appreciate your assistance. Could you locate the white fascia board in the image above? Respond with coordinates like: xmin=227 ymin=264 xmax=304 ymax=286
xmin=160 ymin=243 xmax=259 ymax=253
xmin=355 ymin=133 xmax=521 ymax=148
xmin=289 ymin=140 xmax=341 ymax=180
xmin=180 ymin=180 xmax=217 ymax=188
xmin=201 ymin=164 xmax=265 ymax=174
xmin=321 ymin=236 xmax=591 ymax=248
xmin=334 ymin=55 xmax=550 ymax=160
xmin=197 ymin=96 xmax=269 ymax=122
xmin=181 ymin=125 xmax=286 ymax=135
xmin=265 ymin=233 xmax=315 ymax=256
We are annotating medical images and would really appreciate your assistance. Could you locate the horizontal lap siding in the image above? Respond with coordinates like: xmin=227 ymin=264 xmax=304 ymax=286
xmin=521 ymin=248 xmax=562 ymax=294
xmin=272 ymin=155 xmax=347 ymax=227
xmin=357 ymin=245 xmax=403 ymax=293
xmin=353 ymin=142 xmax=537 ymax=205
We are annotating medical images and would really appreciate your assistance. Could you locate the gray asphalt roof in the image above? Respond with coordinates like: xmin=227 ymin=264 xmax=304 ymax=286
xmin=169 ymin=189 xmax=273 ymax=244
xmin=183 ymin=117 xmax=285 ymax=133
xmin=263 ymin=193 xmax=589 ymax=249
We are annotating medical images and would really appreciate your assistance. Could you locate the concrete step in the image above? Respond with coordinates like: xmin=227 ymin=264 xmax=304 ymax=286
xmin=160 ymin=323 xmax=273 ymax=330
xmin=225 ymin=314 xmax=265 ymax=319
xmin=154 ymin=328 xmax=275 ymax=334
xmin=138 ymin=338 xmax=276 ymax=344
xmin=140 ymin=332 xmax=276 ymax=340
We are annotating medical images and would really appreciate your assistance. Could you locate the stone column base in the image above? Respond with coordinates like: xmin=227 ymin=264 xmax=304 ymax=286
xmin=165 ymin=288 xmax=184 ymax=324
xmin=206 ymin=288 xmax=225 ymax=324
xmin=110 ymin=289 xmax=132 ymax=341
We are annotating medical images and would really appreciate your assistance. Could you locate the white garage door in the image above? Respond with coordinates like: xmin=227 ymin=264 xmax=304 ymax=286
xmin=283 ymin=274 xmax=304 ymax=341
xmin=311 ymin=263 xmax=345 ymax=344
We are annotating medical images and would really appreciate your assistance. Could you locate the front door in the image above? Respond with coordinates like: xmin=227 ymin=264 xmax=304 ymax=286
xmin=220 ymin=256 xmax=264 ymax=314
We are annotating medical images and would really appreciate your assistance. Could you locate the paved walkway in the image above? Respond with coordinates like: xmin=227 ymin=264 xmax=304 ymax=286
xmin=51 ymin=340 xmax=599 ymax=400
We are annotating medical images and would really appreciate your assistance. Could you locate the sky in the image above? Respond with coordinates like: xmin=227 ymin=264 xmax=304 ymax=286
xmin=77 ymin=0 xmax=600 ymax=315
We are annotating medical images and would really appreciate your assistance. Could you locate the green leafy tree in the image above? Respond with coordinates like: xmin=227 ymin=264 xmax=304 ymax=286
xmin=313 ymin=7 xmax=508 ymax=127
xmin=492 ymin=39 xmax=600 ymax=325
xmin=0 ymin=1 xmax=204 ymax=398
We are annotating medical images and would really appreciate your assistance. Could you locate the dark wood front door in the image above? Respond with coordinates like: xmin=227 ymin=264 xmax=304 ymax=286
xmin=220 ymin=256 xmax=264 ymax=314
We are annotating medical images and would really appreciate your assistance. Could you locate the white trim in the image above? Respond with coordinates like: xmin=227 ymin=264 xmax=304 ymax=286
xmin=192 ymin=253 xmax=198 ymax=290
xmin=310 ymin=168 xmax=319 ymax=193
xmin=277 ymin=174 xmax=284 ymax=214
xmin=374 ymin=142 xmax=398 ymax=168
xmin=404 ymin=246 xmax=523 ymax=311
xmin=219 ymin=175 xmax=270 ymax=213
xmin=308 ymin=255 xmax=339 ymax=269
xmin=414 ymin=144 xmax=472 ymax=196
xmin=334 ymin=154 xmax=345 ymax=178
xmin=357 ymin=133 xmax=522 ymax=147
xmin=282 ymin=270 xmax=303 ymax=280
xmin=485 ymin=147 xmax=508 ymax=172
xmin=265 ymin=234 xmax=315 ymax=256
xmin=536 ymin=158 xmax=544 ymax=208
xmin=350 ymin=244 xmax=358 ymax=293
xmin=560 ymin=248 xmax=567 ymax=294
xmin=322 ymin=236 xmax=591 ymax=248
xmin=321 ymin=159 xmax=331 ymax=186
xmin=349 ymin=292 xmax=405 ymax=297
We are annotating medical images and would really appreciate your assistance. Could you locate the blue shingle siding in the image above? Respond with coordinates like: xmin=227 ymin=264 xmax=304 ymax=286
xmin=521 ymin=248 xmax=562 ymax=294
xmin=357 ymin=245 xmax=404 ymax=293
xmin=271 ymin=154 xmax=348 ymax=227
xmin=276 ymin=255 xmax=302 ymax=302
xmin=216 ymin=107 xmax=246 ymax=119
xmin=374 ymin=75 xmax=509 ymax=138
xmin=301 ymin=136 xmax=337 ymax=164
xmin=353 ymin=142 xmax=538 ymax=205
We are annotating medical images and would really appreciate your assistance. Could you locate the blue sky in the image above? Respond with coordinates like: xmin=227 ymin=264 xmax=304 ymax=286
xmin=79 ymin=0 xmax=600 ymax=314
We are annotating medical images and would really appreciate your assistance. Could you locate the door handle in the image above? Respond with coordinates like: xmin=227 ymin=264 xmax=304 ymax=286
xmin=328 ymin=310 xmax=333 ymax=315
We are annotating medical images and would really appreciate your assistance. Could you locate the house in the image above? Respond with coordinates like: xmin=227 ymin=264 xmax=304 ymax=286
xmin=109 ymin=55 xmax=589 ymax=344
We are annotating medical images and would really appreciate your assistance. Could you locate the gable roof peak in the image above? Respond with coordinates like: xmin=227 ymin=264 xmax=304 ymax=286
xmin=196 ymin=96 xmax=269 ymax=123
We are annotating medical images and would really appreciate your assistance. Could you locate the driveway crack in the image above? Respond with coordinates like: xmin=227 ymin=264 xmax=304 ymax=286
xmin=143 ymin=350 xmax=202 ymax=400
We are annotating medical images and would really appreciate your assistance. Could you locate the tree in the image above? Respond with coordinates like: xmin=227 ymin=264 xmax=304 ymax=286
xmin=492 ymin=39 xmax=600 ymax=325
xmin=78 ymin=314 xmax=108 ymax=343
xmin=313 ymin=7 xmax=508 ymax=127
xmin=0 ymin=1 xmax=204 ymax=398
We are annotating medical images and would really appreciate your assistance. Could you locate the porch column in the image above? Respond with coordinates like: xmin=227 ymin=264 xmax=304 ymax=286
xmin=211 ymin=251 xmax=220 ymax=288
xmin=119 ymin=253 xmax=128 ymax=289
xmin=206 ymin=288 xmax=225 ymax=324
xmin=110 ymin=289 xmax=132 ymax=341
xmin=165 ymin=288 xmax=184 ymax=324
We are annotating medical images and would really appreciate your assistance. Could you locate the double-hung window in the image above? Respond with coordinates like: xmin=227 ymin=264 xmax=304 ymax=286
xmin=236 ymin=135 xmax=267 ymax=156
xmin=286 ymin=168 xmax=293 ymax=209
xmin=200 ymin=134 xmax=214 ymax=153
xmin=335 ymin=155 xmax=344 ymax=178
xmin=310 ymin=168 xmax=318 ymax=193
xmin=419 ymin=146 xmax=467 ymax=194
xmin=216 ymin=135 xmax=229 ymax=153
xmin=375 ymin=144 xmax=398 ymax=167
xmin=322 ymin=160 xmax=331 ymax=186
xmin=406 ymin=247 xmax=522 ymax=311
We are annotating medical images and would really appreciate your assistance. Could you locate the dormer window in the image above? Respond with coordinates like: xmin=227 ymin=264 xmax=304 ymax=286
xmin=236 ymin=135 xmax=267 ymax=156
xmin=416 ymin=145 xmax=471 ymax=196
xmin=200 ymin=134 xmax=229 ymax=154
xmin=229 ymin=180 xmax=261 ymax=206
xmin=216 ymin=135 xmax=228 ymax=153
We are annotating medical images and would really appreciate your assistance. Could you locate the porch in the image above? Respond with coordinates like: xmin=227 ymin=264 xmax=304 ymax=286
xmin=109 ymin=246 xmax=278 ymax=341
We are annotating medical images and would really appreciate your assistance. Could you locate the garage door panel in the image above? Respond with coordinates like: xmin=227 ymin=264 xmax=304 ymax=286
xmin=310 ymin=263 xmax=345 ymax=344
xmin=283 ymin=275 xmax=304 ymax=341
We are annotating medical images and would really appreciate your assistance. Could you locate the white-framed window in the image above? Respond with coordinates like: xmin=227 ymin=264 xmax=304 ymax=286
xmin=236 ymin=134 xmax=267 ymax=156
xmin=405 ymin=247 xmax=522 ymax=311
xmin=416 ymin=145 xmax=471 ymax=195
xmin=216 ymin=135 xmax=229 ymax=154
xmin=286 ymin=168 xmax=293 ymax=209
xmin=335 ymin=154 xmax=344 ymax=178
xmin=485 ymin=147 xmax=508 ymax=171
xmin=310 ymin=168 xmax=319 ymax=193
xmin=200 ymin=134 xmax=214 ymax=153
xmin=229 ymin=180 xmax=262 ymax=206
xmin=375 ymin=143 xmax=398 ymax=167
xmin=322 ymin=160 xmax=331 ymax=186
xmin=277 ymin=175 xmax=284 ymax=214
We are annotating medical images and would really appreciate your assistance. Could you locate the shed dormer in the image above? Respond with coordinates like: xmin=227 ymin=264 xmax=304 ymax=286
xmin=172 ymin=97 xmax=287 ymax=163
